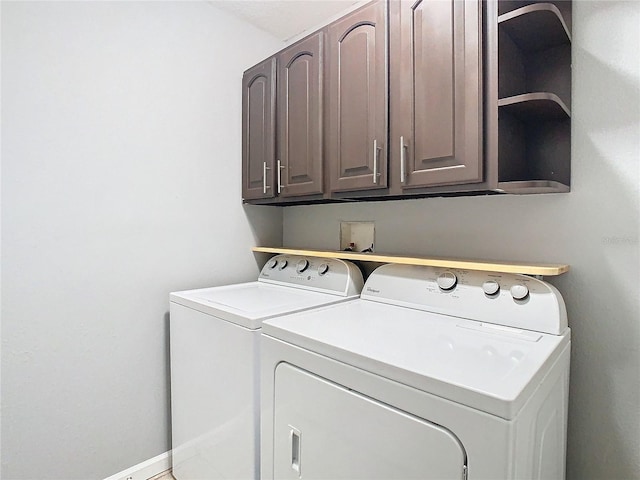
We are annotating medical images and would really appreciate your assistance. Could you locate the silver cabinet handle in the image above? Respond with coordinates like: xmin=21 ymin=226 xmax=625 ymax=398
xmin=277 ymin=159 xmax=284 ymax=194
xmin=262 ymin=162 xmax=271 ymax=194
xmin=373 ymin=139 xmax=382 ymax=184
xmin=400 ymin=136 xmax=407 ymax=184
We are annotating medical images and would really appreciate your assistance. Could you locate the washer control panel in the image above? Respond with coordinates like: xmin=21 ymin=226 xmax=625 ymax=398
xmin=361 ymin=264 xmax=567 ymax=335
xmin=259 ymin=255 xmax=364 ymax=297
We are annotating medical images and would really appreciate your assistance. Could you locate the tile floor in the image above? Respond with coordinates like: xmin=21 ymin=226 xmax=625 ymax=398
xmin=148 ymin=469 xmax=174 ymax=480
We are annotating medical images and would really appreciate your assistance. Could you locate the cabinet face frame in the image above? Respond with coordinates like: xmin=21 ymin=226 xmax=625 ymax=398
xmin=391 ymin=0 xmax=483 ymax=190
xmin=276 ymin=32 xmax=325 ymax=198
xmin=327 ymin=0 xmax=389 ymax=193
xmin=242 ymin=58 xmax=277 ymax=200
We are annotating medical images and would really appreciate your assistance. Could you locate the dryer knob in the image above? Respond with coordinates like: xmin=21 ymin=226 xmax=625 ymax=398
xmin=436 ymin=272 xmax=457 ymax=291
xmin=278 ymin=260 xmax=288 ymax=270
xmin=510 ymin=284 xmax=530 ymax=301
xmin=318 ymin=263 xmax=329 ymax=275
xmin=296 ymin=259 xmax=309 ymax=273
xmin=482 ymin=280 xmax=500 ymax=296
xmin=267 ymin=259 xmax=278 ymax=269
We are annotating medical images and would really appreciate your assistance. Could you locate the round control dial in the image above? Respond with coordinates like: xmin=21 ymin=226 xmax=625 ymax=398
xmin=510 ymin=284 xmax=530 ymax=300
xmin=296 ymin=259 xmax=310 ymax=273
xmin=318 ymin=263 xmax=329 ymax=275
xmin=278 ymin=260 xmax=288 ymax=270
xmin=267 ymin=259 xmax=278 ymax=269
xmin=436 ymin=272 xmax=458 ymax=291
xmin=482 ymin=280 xmax=500 ymax=296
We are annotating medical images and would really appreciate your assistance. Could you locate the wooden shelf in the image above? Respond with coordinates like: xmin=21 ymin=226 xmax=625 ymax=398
xmin=252 ymin=246 xmax=569 ymax=276
xmin=499 ymin=3 xmax=571 ymax=53
xmin=499 ymin=92 xmax=570 ymax=120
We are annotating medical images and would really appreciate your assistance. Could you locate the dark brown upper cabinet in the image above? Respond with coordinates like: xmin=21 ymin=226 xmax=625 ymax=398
xmin=327 ymin=0 xmax=388 ymax=193
xmin=276 ymin=32 xmax=324 ymax=198
xmin=390 ymin=0 xmax=483 ymax=190
xmin=242 ymin=58 xmax=276 ymax=201
xmin=242 ymin=33 xmax=325 ymax=204
xmin=241 ymin=0 xmax=572 ymax=205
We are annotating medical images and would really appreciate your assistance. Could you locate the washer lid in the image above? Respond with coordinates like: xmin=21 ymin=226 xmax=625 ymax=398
xmin=262 ymin=299 xmax=570 ymax=419
xmin=171 ymin=282 xmax=357 ymax=329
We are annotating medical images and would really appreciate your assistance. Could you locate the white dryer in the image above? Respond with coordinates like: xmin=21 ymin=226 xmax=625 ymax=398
xmin=261 ymin=263 xmax=570 ymax=480
xmin=170 ymin=254 xmax=363 ymax=480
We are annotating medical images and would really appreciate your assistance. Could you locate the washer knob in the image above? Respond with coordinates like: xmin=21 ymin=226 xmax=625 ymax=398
xmin=318 ymin=263 xmax=329 ymax=275
xmin=296 ymin=259 xmax=309 ymax=273
xmin=267 ymin=259 xmax=278 ymax=269
xmin=278 ymin=260 xmax=288 ymax=270
xmin=510 ymin=284 xmax=530 ymax=300
xmin=482 ymin=280 xmax=500 ymax=296
xmin=436 ymin=272 xmax=457 ymax=291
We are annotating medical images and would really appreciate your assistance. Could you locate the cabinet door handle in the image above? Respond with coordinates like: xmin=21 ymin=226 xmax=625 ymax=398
xmin=277 ymin=159 xmax=285 ymax=194
xmin=262 ymin=162 xmax=271 ymax=194
xmin=373 ymin=139 xmax=382 ymax=184
xmin=290 ymin=426 xmax=301 ymax=477
xmin=400 ymin=136 xmax=407 ymax=184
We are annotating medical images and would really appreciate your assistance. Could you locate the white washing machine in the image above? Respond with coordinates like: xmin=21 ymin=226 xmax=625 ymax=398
xmin=261 ymin=263 xmax=570 ymax=480
xmin=170 ymin=254 xmax=363 ymax=480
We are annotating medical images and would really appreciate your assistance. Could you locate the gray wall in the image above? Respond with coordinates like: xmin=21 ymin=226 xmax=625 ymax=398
xmin=283 ymin=1 xmax=640 ymax=479
xmin=1 ymin=2 xmax=283 ymax=478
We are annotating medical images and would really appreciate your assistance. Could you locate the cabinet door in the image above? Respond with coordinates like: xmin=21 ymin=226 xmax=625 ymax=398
xmin=277 ymin=32 xmax=324 ymax=197
xmin=393 ymin=0 xmax=482 ymax=188
xmin=328 ymin=0 xmax=388 ymax=193
xmin=242 ymin=58 xmax=276 ymax=200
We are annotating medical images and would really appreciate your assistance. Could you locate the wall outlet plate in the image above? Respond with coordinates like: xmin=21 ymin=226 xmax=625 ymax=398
xmin=340 ymin=221 xmax=375 ymax=252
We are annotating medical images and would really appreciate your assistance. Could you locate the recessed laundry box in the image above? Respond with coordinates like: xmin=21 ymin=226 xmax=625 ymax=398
xmin=261 ymin=263 xmax=570 ymax=479
xmin=169 ymin=255 xmax=363 ymax=480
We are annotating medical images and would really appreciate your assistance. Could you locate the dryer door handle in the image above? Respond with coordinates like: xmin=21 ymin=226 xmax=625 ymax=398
xmin=289 ymin=425 xmax=302 ymax=477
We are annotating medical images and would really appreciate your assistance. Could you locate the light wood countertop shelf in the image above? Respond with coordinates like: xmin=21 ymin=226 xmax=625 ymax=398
xmin=252 ymin=247 xmax=569 ymax=276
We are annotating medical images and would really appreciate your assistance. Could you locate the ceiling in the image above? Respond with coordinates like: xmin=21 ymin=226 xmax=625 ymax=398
xmin=210 ymin=0 xmax=362 ymax=41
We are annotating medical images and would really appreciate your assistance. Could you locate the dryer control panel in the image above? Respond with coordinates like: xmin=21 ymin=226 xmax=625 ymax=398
xmin=259 ymin=255 xmax=364 ymax=297
xmin=361 ymin=264 xmax=567 ymax=335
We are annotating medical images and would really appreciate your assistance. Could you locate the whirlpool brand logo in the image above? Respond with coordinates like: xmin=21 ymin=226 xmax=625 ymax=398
xmin=366 ymin=287 xmax=381 ymax=294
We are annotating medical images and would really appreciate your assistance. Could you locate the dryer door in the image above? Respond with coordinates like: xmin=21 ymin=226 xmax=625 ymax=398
xmin=273 ymin=363 xmax=467 ymax=479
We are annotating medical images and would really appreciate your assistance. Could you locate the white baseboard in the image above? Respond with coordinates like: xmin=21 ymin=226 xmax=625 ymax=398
xmin=103 ymin=451 xmax=171 ymax=480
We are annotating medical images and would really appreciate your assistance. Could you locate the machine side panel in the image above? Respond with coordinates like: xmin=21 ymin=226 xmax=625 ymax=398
xmin=170 ymin=303 xmax=260 ymax=480
xmin=513 ymin=342 xmax=571 ymax=479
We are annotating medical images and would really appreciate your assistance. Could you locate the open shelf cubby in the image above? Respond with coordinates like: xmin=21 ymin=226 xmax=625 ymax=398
xmin=495 ymin=1 xmax=572 ymax=193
